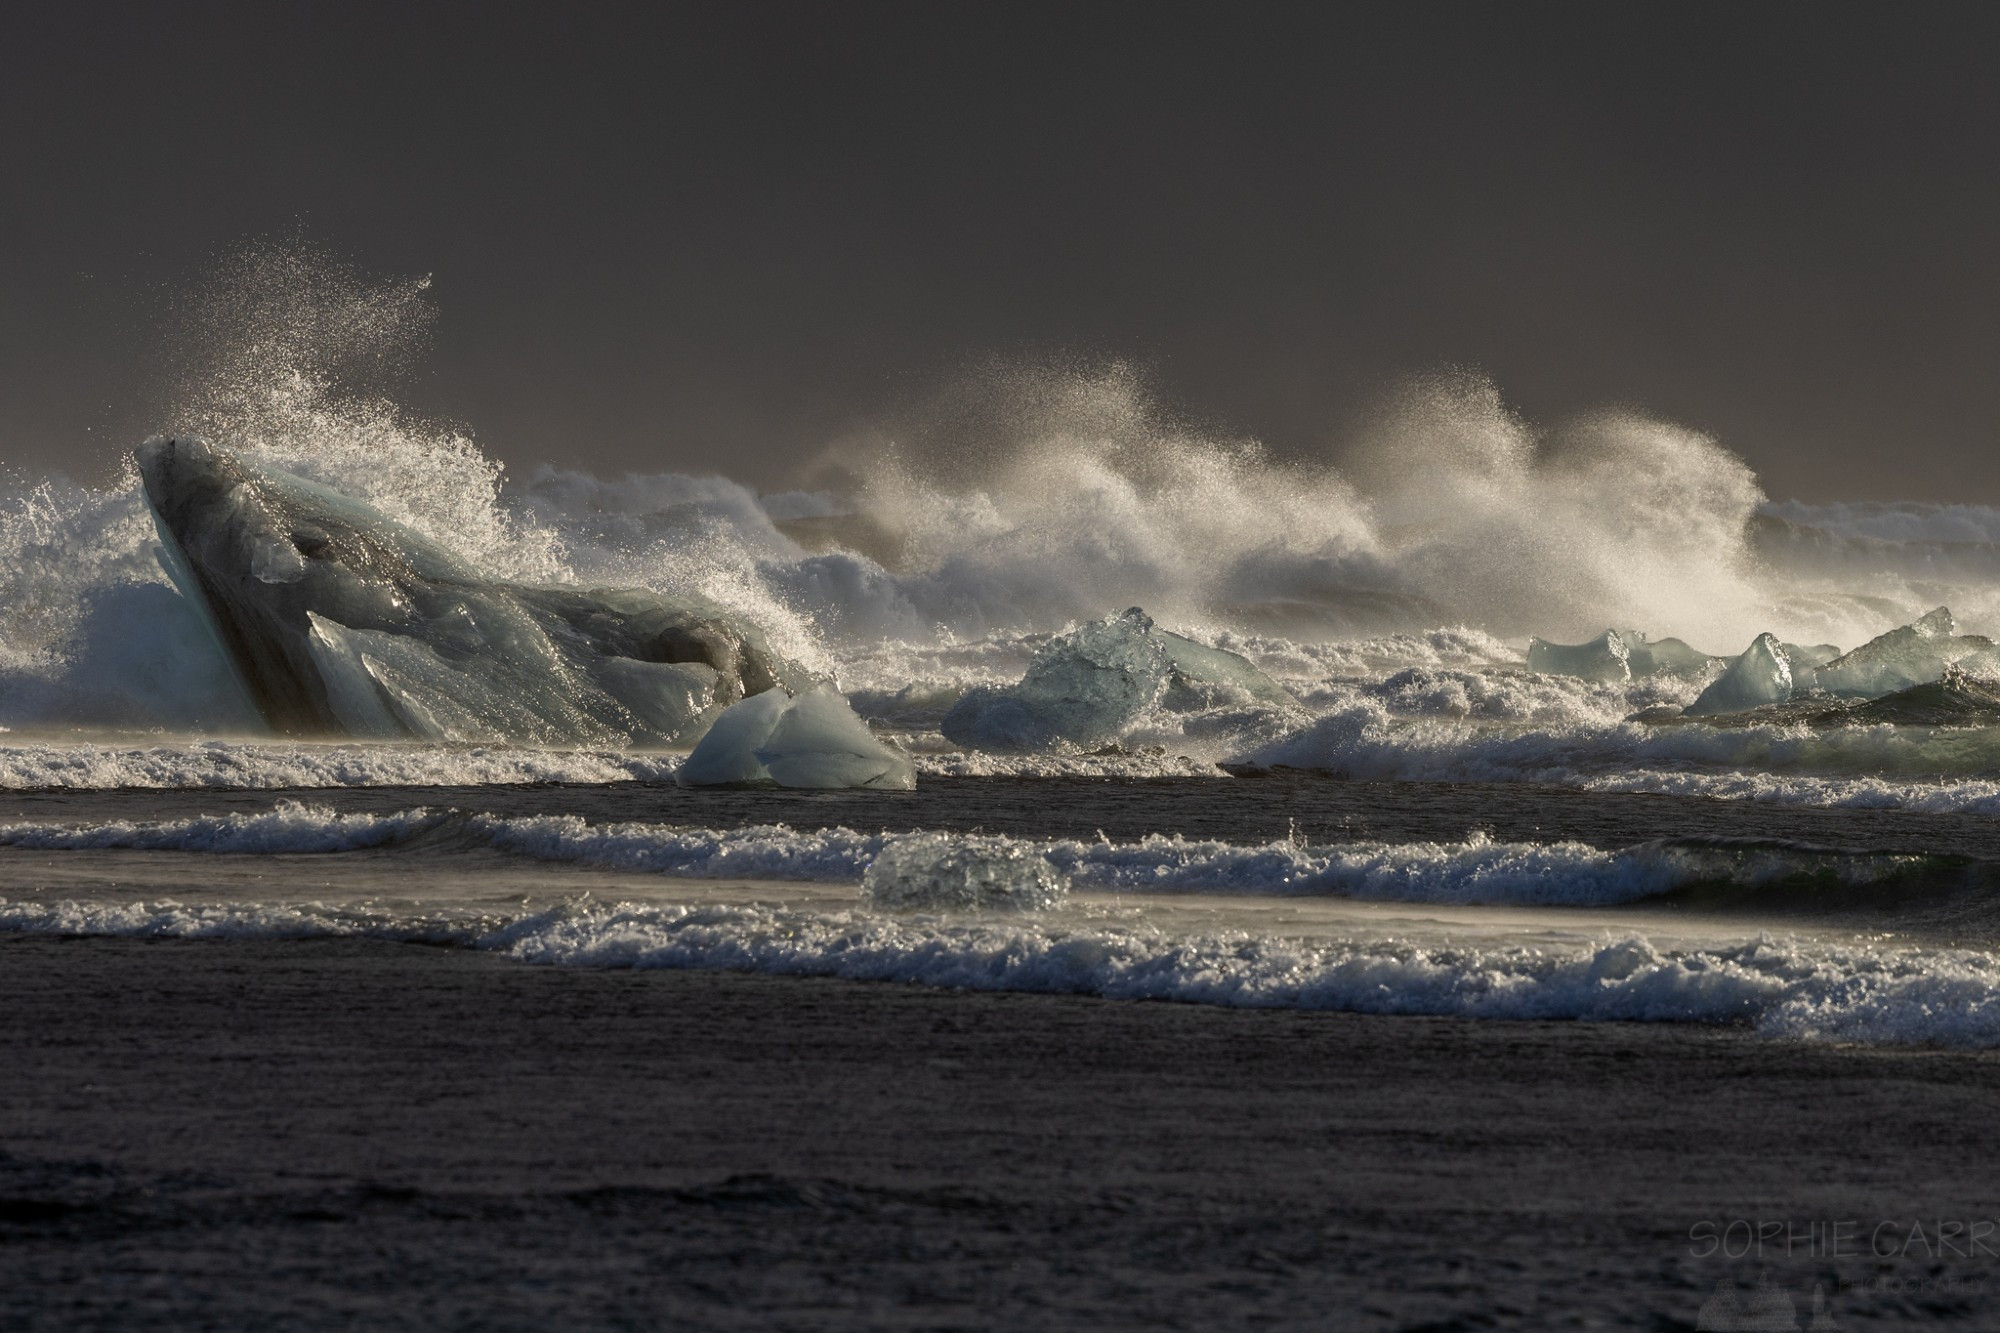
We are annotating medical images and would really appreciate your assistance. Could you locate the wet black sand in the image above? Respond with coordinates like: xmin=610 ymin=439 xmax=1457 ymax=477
xmin=3 ymin=937 xmax=1998 ymax=1329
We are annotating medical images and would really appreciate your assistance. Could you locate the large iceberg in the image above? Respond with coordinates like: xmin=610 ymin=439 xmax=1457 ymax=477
xmin=941 ymin=608 xmax=1294 ymax=751
xmin=1810 ymin=607 xmax=1994 ymax=697
xmin=138 ymin=436 xmax=811 ymax=746
xmin=677 ymin=687 xmax=915 ymax=789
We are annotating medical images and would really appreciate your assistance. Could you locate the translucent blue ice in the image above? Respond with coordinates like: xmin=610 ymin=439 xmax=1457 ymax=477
xmin=678 ymin=687 xmax=915 ymax=789
xmin=940 ymin=607 xmax=1294 ymax=752
xmin=1685 ymin=633 xmax=1793 ymax=716
xmin=1528 ymin=629 xmax=1716 ymax=681
xmin=1811 ymin=607 xmax=1993 ymax=697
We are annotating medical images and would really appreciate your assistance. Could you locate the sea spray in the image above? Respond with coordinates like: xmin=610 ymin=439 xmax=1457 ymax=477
xmin=9 ymin=245 xmax=2000 ymax=756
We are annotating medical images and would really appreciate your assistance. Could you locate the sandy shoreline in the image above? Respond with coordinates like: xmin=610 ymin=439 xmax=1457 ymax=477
xmin=3 ymin=936 xmax=1998 ymax=1329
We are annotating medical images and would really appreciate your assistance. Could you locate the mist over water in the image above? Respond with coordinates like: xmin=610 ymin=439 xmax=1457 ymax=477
xmin=3 ymin=245 xmax=1997 ymax=741
xmin=776 ymin=364 xmax=1778 ymax=644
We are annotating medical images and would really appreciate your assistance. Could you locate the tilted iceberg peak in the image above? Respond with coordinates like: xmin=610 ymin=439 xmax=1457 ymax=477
xmin=1684 ymin=632 xmax=1792 ymax=716
xmin=137 ymin=435 xmax=811 ymax=747
xmin=1812 ymin=606 xmax=1993 ymax=698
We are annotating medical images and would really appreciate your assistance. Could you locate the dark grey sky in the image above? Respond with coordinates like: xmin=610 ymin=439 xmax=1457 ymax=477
xmin=4 ymin=1 xmax=1998 ymax=498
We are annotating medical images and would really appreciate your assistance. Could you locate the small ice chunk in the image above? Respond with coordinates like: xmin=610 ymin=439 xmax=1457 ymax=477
xmin=1685 ymin=633 xmax=1793 ymax=716
xmin=1526 ymin=631 xmax=1630 ymax=683
xmin=935 ymin=692 xmax=1054 ymax=751
xmin=1624 ymin=634 xmax=1718 ymax=677
xmin=862 ymin=833 xmax=1068 ymax=912
xmin=941 ymin=607 xmax=1292 ymax=752
xmin=983 ymin=607 xmax=1177 ymax=747
xmin=1530 ymin=629 xmax=1723 ymax=680
xmin=1779 ymin=641 xmax=1842 ymax=670
xmin=677 ymin=687 xmax=915 ymax=789
xmin=1153 ymin=628 xmax=1298 ymax=710
xmin=1955 ymin=644 xmax=2000 ymax=679
xmin=588 ymin=657 xmax=722 ymax=741
xmin=676 ymin=688 xmax=791 ymax=785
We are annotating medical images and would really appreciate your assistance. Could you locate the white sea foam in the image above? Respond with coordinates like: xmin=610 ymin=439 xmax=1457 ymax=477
xmin=7 ymin=707 xmax=2000 ymax=817
xmin=0 ymin=741 xmax=680 ymax=790
xmin=0 ymin=801 xmax=438 ymax=853
xmin=489 ymin=909 xmax=2000 ymax=1047
xmin=911 ymin=749 xmax=1230 ymax=779
xmin=1234 ymin=704 xmax=2000 ymax=786
xmin=465 ymin=814 xmax=885 ymax=881
xmin=0 ymin=896 xmax=493 ymax=943
xmin=1577 ymin=770 xmax=2000 ymax=815
xmin=3 ymin=887 xmax=1995 ymax=1047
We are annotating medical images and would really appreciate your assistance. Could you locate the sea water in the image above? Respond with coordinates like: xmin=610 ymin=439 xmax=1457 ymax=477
xmin=7 ymin=247 xmax=2000 ymax=1048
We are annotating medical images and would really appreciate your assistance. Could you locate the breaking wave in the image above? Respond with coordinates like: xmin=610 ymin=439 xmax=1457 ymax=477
xmin=9 ymin=796 xmax=2000 ymax=1046
xmin=488 ymin=915 xmax=2000 ymax=1048
xmin=1235 ymin=704 xmax=2000 ymax=785
xmin=8 ymin=726 xmax=2000 ymax=815
xmin=2 ymin=890 xmax=1997 ymax=1046
xmin=0 ymin=803 xmax=441 ymax=854
xmin=1 ymin=803 xmax=1974 ymax=909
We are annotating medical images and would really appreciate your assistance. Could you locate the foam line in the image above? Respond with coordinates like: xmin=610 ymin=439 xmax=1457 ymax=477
xmin=2 ymin=892 xmax=1996 ymax=1047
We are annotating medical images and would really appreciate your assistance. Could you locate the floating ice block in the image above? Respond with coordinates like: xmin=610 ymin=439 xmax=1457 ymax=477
xmin=1810 ymin=607 xmax=1992 ymax=697
xmin=941 ymin=607 xmax=1294 ymax=752
xmin=1684 ymin=633 xmax=1793 ymax=716
xmin=678 ymin=687 xmax=915 ymax=789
